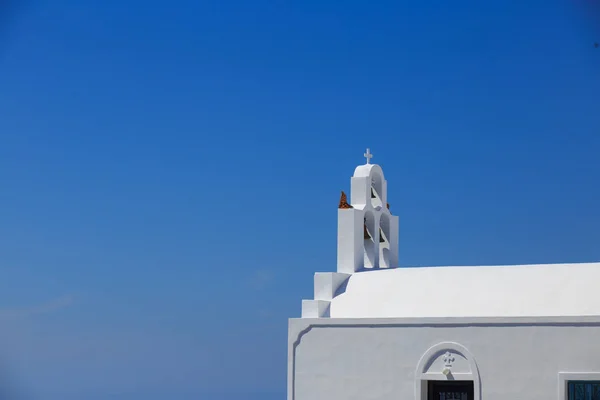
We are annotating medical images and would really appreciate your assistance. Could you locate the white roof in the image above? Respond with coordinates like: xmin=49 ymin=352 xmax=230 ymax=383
xmin=329 ymin=262 xmax=600 ymax=318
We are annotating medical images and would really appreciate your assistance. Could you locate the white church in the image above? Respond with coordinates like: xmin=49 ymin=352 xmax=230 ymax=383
xmin=288 ymin=150 xmax=600 ymax=400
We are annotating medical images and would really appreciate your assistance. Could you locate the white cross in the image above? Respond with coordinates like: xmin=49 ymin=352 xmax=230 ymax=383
xmin=443 ymin=351 xmax=455 ymax=368
xmin=364 ymin=148 xmax=373 ymax=164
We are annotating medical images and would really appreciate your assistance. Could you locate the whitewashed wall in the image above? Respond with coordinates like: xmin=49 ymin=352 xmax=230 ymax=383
xmin=288 ymin=317 xmax=600 ymax=400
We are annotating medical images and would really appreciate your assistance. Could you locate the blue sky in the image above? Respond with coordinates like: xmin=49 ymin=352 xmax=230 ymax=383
xmin=1 ymin=0 xmax=599 ymax=399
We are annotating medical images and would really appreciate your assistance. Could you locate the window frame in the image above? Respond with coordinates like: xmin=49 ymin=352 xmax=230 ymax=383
xmin=559 ymin=373 xmax=600 ymax=400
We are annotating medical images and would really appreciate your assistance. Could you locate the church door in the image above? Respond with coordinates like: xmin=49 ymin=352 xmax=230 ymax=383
xmin=427 ymin=380 xmax=474 ymax=400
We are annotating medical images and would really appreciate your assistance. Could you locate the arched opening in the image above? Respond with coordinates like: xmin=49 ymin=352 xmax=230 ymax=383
xmin=414 ymin=342 xmax=481 ymax=400
xmin=363 ymin=211 xmax=376 ymax=269
xmin=370 ymin=172 xmax=384 ymax=209
xmin=379 ymin=213 xmax=391 ymax=268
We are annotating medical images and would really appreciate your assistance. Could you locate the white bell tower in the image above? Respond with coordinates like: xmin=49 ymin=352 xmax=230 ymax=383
xmin=336 ymin=148 xmax=399 ymax=273
xmin=300 ymin=149 xmax=400 ymax=318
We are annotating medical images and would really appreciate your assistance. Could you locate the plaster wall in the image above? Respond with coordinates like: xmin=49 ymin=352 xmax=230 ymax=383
xmin=288 ymin=317 xmax=600 ymax=400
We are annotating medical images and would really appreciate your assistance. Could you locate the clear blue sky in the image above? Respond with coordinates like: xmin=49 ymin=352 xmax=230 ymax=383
xmin=0 ymin=0 xmax=599 ymax=399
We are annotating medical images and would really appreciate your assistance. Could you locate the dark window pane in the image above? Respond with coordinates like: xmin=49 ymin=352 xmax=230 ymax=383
xmin=568 ymin=381 xmax=600 ymax=400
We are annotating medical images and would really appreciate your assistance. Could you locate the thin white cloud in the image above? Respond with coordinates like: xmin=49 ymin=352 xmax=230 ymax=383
xmin=247 ymin=269 xmax=275 ymax=290
xmin=257 ymin=309 xmax=273 ymax=319
xmin=0 ymin=294 xmax=75 ymax=320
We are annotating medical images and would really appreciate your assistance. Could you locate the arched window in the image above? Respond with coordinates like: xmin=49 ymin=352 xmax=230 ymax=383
xmin=415 ymin=342 xmax=481 ymax=400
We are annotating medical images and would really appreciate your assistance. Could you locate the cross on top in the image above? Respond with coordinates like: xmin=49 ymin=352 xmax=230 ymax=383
xmin=364 ymin=148 xmax=373 ymax=164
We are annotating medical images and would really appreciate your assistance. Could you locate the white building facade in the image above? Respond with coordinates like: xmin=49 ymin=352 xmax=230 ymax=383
xmin=288 ymin=150 xmax=600 ymax=400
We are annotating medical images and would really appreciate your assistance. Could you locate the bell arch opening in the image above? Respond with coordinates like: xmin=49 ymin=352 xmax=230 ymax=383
xmin=363 ymin=210 xmax=376 ymax=269
xmin=370 ymin=172 xmax=384 ymax=209
xmin=379 ymin=213 xmax=391 ymax=268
